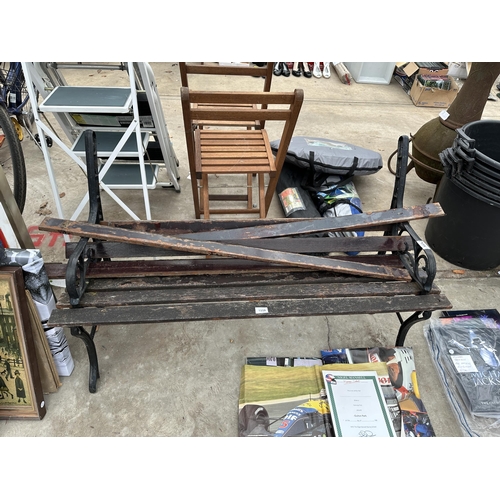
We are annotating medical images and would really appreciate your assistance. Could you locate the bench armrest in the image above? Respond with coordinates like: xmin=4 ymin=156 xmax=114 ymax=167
xmin=397 ymin=221 xmax=436 ymax=293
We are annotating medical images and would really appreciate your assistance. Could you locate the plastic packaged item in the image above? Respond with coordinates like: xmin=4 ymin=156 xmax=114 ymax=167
xmin=278 ymin=187 xmax=307 ymax=217
xmin=0 ymin=247 xmax=75 ymax=376
xmin=275 ymin=162 xmax=323 ymax=220
xmin=425 ymin=313 xmax=500 ymax=436
xmin=313 ymin=180 xmax=364 ymax=244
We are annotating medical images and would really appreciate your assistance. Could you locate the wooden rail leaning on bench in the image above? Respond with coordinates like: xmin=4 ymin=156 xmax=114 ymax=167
xmin=41 ymin=133 xmax=452 ymax=393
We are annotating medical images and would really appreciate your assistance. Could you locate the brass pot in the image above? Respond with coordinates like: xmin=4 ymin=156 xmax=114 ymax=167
xmin=409 ymin=62 xmax=500 ymax=185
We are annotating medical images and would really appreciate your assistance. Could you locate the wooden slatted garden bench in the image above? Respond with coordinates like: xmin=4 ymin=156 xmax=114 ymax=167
xmin=41 ymin=133 xmax=452 ymax=392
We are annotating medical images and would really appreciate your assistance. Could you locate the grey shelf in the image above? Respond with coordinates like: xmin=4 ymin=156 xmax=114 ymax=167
xmin=101 ymin=163 xmax=159 ymax=189
xmin=40 ymin=86 xmax=133 ymax=113
xmin=71 ymin=130 xmax=149 ymax=157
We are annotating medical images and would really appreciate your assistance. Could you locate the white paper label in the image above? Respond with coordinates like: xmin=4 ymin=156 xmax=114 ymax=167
xmin=418 ymin=240 xmax=430 ymax=250
xmin=266 ymin=357 xmax=277 ymax=366
xmin=439 ymin=110 xmax=450 ymax=120
xmin=451 ymin=355 xmax=478 ymax=373
xmin=255 ymin=307 xmax=268 ymax=314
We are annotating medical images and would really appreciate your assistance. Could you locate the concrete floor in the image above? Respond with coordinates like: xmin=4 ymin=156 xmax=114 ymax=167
xmin=2 ymin=62 xmax=500 ymax=437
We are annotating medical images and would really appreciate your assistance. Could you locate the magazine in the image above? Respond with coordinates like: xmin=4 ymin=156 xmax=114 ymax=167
xmin=246 ymin=357 xmax=323 ymax=367
xmin=238 ymin=359 xmax=390 ymax=437
xmin=321 ymin=346 xmax=436 ymax=437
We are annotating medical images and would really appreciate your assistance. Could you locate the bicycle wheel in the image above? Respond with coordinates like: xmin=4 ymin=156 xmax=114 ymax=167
xmin=0 ymin=103 xmax=27 ymax=213
xmin=0 ymin=62 xmax=35 ymax=140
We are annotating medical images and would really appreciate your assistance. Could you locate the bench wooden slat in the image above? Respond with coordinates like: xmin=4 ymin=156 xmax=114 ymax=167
xmin=100 ymin=218 xmax=398 ymax=236
xmin=57 ymin=280 xmax=444 ymax=309
xmin=50 ymin=254 xmax=407 ymax=284
xmin=69 ymin=269 xmax=415 ymax=292
xmin=64 ymin=236 xmax=413 ymax=259
xmin=175 ymin=203 xmax=445 ymax=241
xmin=44 ymin=204 xmax=444 ymax=242
xmin=48 ymin=293 xmax=452 ymax=327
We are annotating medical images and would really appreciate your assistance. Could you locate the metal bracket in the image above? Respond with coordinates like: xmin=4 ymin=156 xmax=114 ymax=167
xmin=66 ymin=131 xmax=104 ymax=306
xmin=70 ymin=325 xmax=99 ymax=393
xmin=395 ymin=311 xmax=432 ymax=346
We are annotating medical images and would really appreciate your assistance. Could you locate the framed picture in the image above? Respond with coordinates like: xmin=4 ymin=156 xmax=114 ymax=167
xmin=0 ymin=266 xmax=46 ymax=419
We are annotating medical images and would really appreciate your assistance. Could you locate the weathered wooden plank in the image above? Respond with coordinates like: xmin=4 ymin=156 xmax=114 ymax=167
xmin=177 ymin=203 xmax=445 ymax=241
xmin=44 ymin=262 xmax=69 ymax=280
xmin=48 ymin=293 xmax=452 ymax=327
xmin=60 ymin=281 xmax=443 ymax=309
xmin=65 ymin=205 xmax=443 ymax=242
xmin=39 ymin=218 xmax=412 ymax=281
xmin=71 ymin=268 xmax=413 ymax=292
xmin=54 ymin=256 xmax=406 ymax=285
xmin=64 ymin=236 xmax=413 ymax=259
xmin=101 ymin=219 xmax=397 ymax=235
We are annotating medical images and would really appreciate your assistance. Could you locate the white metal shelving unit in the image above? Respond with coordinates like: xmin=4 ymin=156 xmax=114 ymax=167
xmin=22 ymin=62 xmax=181 ymax=223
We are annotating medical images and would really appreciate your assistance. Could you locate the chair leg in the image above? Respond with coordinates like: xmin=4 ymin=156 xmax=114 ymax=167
xmin=198 ymin=179 xmax=204 ymax=217
xmin=258 ymin=173 xmax=266 ymax=218
xmin=264 ymin=175 xmax=280 ymax=216
xmin=247 ymin=174 xmax=253 ymax=210
xmin=190 ymin=172 xmax=201 ymax=219
xmin=202 ymin=173 xmax=210 ymax=219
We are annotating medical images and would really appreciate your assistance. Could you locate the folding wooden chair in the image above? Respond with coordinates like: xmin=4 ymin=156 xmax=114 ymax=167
xmin=180 ymin=88 xmax=304 ymax=219
xmin=179 ymin=62 xmax=274 ymax=129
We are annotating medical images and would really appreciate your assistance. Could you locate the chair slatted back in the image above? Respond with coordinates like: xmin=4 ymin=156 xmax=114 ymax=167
xmin=179 ymin=63 xmax=274 ymax=129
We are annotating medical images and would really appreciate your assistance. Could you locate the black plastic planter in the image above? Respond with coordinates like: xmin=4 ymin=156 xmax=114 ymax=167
xmin=425 ymin=120 xmax=500 ymax=270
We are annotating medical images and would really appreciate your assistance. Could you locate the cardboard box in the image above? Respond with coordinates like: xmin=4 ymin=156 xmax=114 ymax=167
xmin=395 ymin=62 xmax=420 ymax=78
xmin=393 ymin=62 xmax=449 ymax=94
xmin=410 ymin=69 xmax=459 ymax=108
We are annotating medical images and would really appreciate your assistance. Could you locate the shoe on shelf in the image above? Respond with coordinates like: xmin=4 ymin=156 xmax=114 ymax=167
xmin=292 ymin=62 xmax=301 ymax=77
xmin=313 ymin=62 xmax=322 ymax=78
xmin=273 ymin=62 xmax=282 ymax=76
xmin=301 ymin=62 xmax=312 ymax=78
xmin=281 ymin=62 xmax=290 ymax=77
xmin=323 ymin=62 xmax=331 ymax=78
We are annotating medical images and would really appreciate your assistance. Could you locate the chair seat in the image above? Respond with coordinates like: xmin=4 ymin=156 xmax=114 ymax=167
xmin=195 ymin=129 xmax=275 ymax=177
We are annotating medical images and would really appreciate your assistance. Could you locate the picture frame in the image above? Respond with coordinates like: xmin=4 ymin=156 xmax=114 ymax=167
xmin=0 ymin=266 xmax=46 ymax=419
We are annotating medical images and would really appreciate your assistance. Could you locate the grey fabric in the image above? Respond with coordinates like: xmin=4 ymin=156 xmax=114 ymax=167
xmin=271 ymin=136 xmax=383 ymax=176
